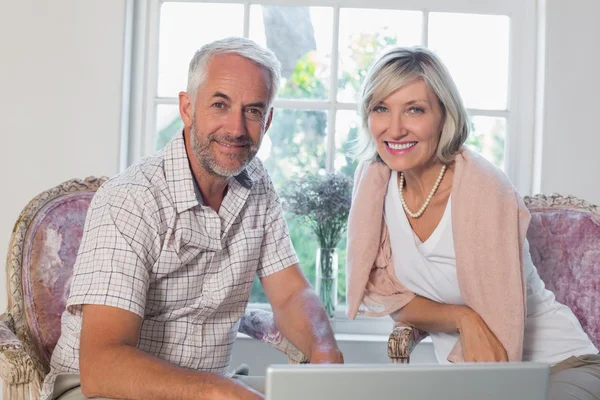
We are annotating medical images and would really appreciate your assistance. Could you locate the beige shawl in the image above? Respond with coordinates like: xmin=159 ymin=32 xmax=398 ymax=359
xmin=345 ymin=147 xmax=530 ymax=362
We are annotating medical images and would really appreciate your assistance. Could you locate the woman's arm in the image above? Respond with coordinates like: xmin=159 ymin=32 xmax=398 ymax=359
xmin=391 ymin=295 xmax=508 ymax=361
xmin=390 ymin=295 xmax=470 ymax=333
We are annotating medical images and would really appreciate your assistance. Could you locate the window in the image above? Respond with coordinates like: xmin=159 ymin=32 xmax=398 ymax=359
xmin=129 ymin=0 xmax=536 ymax=331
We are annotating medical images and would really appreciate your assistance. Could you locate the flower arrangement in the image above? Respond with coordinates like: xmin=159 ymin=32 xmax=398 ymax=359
xmin=281 ymin=172 xmax=353 ymax=318
xmin=281 ymin=172 xmax=353 ymax=249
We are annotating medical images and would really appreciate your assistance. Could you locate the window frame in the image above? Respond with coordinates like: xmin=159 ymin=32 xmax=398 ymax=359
xmin=127 ymin=0 xmax=537 ymax=334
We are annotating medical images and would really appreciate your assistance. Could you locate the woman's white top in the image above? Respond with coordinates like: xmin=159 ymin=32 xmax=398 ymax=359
xmin=385 ymin=170 xmax=599 ymax=365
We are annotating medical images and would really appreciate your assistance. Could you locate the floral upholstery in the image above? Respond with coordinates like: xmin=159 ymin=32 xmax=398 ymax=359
xmin=0 ymin=177 xmax=305 ymax=400
xmin=22 ymin=193 xmax=93 ymax=366
xmin=239 ymin=309 xmax=308 ymax=363
xmin=526 ymin=196 xmax=600 ymax=349
xmin=387 ymin=194 xmax=600 ymax=362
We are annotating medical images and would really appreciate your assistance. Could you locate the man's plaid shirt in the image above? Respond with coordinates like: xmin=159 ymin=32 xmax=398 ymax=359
xmin=42 ymin=132 xmax=298 ymax=398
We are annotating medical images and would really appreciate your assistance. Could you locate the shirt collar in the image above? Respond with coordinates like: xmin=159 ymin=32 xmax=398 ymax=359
xmin=163 ymin=130 xmax=264 ymax=213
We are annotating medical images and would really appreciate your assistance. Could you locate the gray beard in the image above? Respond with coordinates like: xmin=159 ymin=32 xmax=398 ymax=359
xmin=190 ymin=117 xmax=259 ymax=178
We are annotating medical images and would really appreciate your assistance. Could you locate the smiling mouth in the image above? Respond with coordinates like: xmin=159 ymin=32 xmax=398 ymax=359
xmin=386 ymin=141 xmax=417 ymax=150
xmin=214 ymin=141 xmax=250 ymax=149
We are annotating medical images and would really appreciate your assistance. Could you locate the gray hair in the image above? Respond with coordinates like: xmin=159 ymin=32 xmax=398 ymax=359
xmin=186 ymin=37 xmax=282 ymax=107
xmin=356 ymin=46 xmax=469 ymax=164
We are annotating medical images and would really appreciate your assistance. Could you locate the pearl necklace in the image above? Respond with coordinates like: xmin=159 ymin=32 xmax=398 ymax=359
xmin=398 ymin=164 xmax=447 ymax=219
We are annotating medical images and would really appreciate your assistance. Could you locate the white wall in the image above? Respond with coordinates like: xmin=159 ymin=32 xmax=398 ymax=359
xmin=537 ymin=0 xmax=600 ymax=204
xmin=0 ymin=1 xmax=127 ymax=313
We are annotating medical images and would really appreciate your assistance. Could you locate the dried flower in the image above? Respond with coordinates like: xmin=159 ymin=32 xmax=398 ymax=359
xmin=281 ymin=173 xmax=353 ymax=249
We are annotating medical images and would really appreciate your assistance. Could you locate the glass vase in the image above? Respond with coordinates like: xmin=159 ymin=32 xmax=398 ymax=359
xmin=315 ymin=248 xmax=338 ymax=320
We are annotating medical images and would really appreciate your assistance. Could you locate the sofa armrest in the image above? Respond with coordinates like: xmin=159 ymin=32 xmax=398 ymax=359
xmin=387 ymin=323 xmax=429 ymax=364
xmin=0 ymin=321 xmax=36 ymax=385
xmin=239 ymin=309 xmax=308 ymax=364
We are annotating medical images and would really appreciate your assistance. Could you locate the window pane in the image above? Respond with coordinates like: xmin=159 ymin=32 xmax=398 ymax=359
xmin=258 ymin=109 xmax=327 ymax=188
xmin=155 ymin=105 xmax=183 ymax=151
xmin=429 ymin=13 xmax=509 ymax=110
xmin=466 ymin=116 xmax=506 ymax=169
xmin=335 ymin=110 xmax=361 ymax=180
xmin=249 ymin=6 xmax=333 ymax=100
xmin=338 ymin=9 xmax=422 ymax=103
xmin=334 ymin=110 xmax=361 ymax=305
xmin=250 ymin=109 xmax=328 ymax=303
xmin=158 ymin=3 xmax=244 ymax=97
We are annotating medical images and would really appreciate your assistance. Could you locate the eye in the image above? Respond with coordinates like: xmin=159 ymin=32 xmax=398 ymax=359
xmin=212 ymin=102 xmax=227 ymax=109
xmin=246 ymin=108 xmax=265 ymax=121
xmin=407 ymin=106 xmax=424 ymax=115
xmin=372 ymin=105 xmax=388 ymax=113
xmin=247 ymin=108 xmax=263 ymax=117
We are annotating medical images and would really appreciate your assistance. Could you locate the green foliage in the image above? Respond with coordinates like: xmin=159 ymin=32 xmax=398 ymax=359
xmin=338 ymin=31 xmax=398 ymax=99
xmin=465 ymin=118 xmax=505 ymax=167
xmin=282 ymin=52 xmax=328 ymax=100
xmin=262 ymin=109 xmax=327 ymax=187
xmin=340 ymin=124 xmax=359 ymax=179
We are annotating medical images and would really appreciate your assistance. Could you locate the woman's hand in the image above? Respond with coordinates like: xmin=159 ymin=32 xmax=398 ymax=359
xmin=455 ymin=307 xmax=508 ymax=362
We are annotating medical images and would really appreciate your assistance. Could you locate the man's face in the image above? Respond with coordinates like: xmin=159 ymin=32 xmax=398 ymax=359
xmin=181 ymin=53 xmax=273 ymax=177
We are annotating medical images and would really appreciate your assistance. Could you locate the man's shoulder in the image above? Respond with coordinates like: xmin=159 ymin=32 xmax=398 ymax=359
xmin=246 ymin=157 xmax=269 ymax=183
xmin=96 ymin=152 xmax=168 ymax=211
xmin=245 ymin=157 xmax=280 ymax=199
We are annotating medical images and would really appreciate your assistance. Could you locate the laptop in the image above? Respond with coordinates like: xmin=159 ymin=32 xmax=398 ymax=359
xmin=265 ymin=362 xmax=550 ymax=400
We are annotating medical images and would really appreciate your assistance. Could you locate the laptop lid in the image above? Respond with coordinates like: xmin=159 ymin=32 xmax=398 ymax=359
xmin=265 ymin=362 xmax=550 ymax=400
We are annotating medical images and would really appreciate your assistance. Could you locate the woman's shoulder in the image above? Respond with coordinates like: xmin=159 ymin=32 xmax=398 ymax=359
xmin=453 ymin=147 xmax=530 ymax=222
xmin=353 ymin=159 xmax=392 ymax=192
xmin=454 ymin=147 xmax=518 ymax=195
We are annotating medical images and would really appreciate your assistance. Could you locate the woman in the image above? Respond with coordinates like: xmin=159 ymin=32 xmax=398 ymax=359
xmin=345 ymin=46 xmax=600 ymax=399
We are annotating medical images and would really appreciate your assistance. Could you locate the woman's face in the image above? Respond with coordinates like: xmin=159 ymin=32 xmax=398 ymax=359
xmin=368 ymin=78 xmax=445 ymax=172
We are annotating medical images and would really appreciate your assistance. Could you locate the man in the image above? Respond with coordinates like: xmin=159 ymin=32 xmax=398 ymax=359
xmin=42 ymin=37 xmax=343 ymax=400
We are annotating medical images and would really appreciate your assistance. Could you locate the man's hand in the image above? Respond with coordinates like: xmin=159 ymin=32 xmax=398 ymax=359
xmin=455 ymin=307 xmax=508 ymax=362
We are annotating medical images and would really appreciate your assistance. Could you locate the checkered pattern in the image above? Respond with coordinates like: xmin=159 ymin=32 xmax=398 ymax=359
xmin=41 ymin=132 xmax=298 ymax=399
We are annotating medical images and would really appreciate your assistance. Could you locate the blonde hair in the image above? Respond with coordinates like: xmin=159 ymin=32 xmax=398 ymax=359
xmin=356 ymin=46 xmax=469 ymax=164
